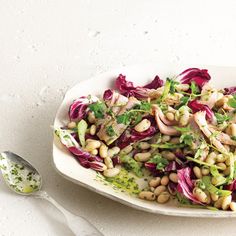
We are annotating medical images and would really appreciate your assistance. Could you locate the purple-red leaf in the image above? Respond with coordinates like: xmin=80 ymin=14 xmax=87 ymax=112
xmin=69 ymin=96 xmax=88 ymax=121
xmin=179 ymin=68 xmax=211 ymax=89
xmin=224 ymin=86 xmax=236 ymax=95
xmin=103 ymin=89 xmax=113 ymax=101
xmin=115 ymin=74 xmax=163 ymax=99
xmin=116 ymin=117 xmax=157 ymax=149
xmin=177 ymin=167 xmax=203 ymax=204
xmin=188 ymin=99 xmax=214 ymax=121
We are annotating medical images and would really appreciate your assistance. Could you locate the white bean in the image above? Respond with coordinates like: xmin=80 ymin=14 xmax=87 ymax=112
xmin=161 ymin=151 xmax=175 ymax=161
xmin=107 ymin=146 xmax=120 ymax=158
xmin=193 ymin=166 xmax=202 ymax=179
xmin=134 ymin=152 xmax=151 ymax=162
xmin=157 ymin=192 xmax=170 ymax=204
xmin=176 ymin=84 xmax=190 ymax=92
xmin=154 ymin=185 xmax=166 ymax=196
xmin=103 ymin=168 xmax=120 ymax=177
xmin=170 ymin=137 xmax=180 ymax=144
xmin=104 ymin=156 xmax=114 ymax=169
xmin=85 ymin=140 xmax=101 ymax=151
xmin=138 ymin=142 xmax=151 ymax=150
xmin=230 ymin=202 xmax=236 ymax=211
xmin=201 ymin=167 xmax=210 ymax=176
xmin=67 ymin=121 xmax=77 ymax=129
xmin=231 ymin=124 xmax=236 ymax=136
xmin=88 ymin=111 xmax=96 ymax=123
xmin=216 ymin=162 xmax=227 ymax=170
xmin=90 ymin=125 xmax=96 ymax=135
xmin=149 ymin=177 xmax=161 ymax=188
xmin=91 ymin=149 xmax=98 ymax=156
xmin=134 ymin=119 xmax=151 ymax=132
xmin=179 ymin=110 xmax=190 ymax=126
xmin=139 ymin=191 xmax=156 ymax=201
xmin=214 ymin=197 xmax=223 ymax=209
xmin=193 ymin=187 xmax=207 ymax=203
xmin=166 ymin=112 xmax=175 ymax=121
xmin=161 ymin=176 xmax=169 ymax=186
xmin=216 ymin=154 xmax=225 ymax=163
xmin=161 ymin=135 xmax=171 ymax=142
xmin=222 ymin=195 xmax=232 ymax=210
xmin=210 ymin=193 xmax=219 ymax=202
xmin=169 ymin=173 xmax=178 ymax=183
xmin=120 ymin=145 xmax=133 ymax=154
xmin=99 ymin=144 xmax=108 ymax=158
xmin=205 ymin=155 xmax=216 ymax=165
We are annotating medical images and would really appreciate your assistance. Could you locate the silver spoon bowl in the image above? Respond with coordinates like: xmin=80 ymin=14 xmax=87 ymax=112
xmin=0 ymin=151 xmax=103 ymax=236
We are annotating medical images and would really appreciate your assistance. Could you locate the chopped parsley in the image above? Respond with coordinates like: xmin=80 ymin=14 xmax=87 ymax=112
xmin=106 ymin=125 xmax=116 ymax=136
xmin=88 ymin=102 xmax=106 ymax=118
xmin=116 ymin=102 xmax=151 ymax=125
xmin=147 ymin=154 xmax=169 ymax=170
xmin=215 ymin=112 xmax=230 ymax=124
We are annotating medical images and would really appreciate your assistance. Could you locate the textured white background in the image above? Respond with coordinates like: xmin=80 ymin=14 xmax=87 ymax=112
xmin=1 ymin=1 xmax=236 ymax=236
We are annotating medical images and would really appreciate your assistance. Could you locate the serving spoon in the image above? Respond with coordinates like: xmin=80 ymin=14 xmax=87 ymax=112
xmin=0 ymin=151 xmax=103 ymax=236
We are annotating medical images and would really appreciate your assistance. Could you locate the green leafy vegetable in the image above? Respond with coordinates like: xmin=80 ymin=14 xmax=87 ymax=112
xmin=202 ymin=176 xmax=231 ymax=197
xmin=227 ymin=94 xmax=236 ymax=108
xmin=176 ymin=192 xmax=191 ymax=205
xmin=147 ymin=154 xmax=169 ymax=170
xmin=160 ymin=78 xmax=178 ymax=101
xmin=180 ymin=134 xmax=194 ymax=146
xmin=88 ymin=102 xmax=106 ymax=118
xmin=190 ymin=81 xmax=200 ymax=95
xmin=186 ymin=156 xmax=224 ymax=170
xmin=116 ymin=113 xmax=130 ymax=125
xmin=175 ymin=96 xmax=190 ymax=109
xmin=106 ymin=125 xmax=116 ymax=137
xmin=232 ymin=136 xmax=236 ymax=141
xmin=116 ymin=104 xmax=151 ymax=125
xmin=151 ymin=143 xmax=185 ymax=149
xmin=215 ymin=113 xmax=230 ymax=124
xmin=210 ymin=166 xmax=226 ymax=186
xmin=120 ymin=155 xmax=143 ymax=177
xmin=77 ymin=119 xmax=88 ymax=147
xmin=134 ymin=101 xmax=151 ymax=111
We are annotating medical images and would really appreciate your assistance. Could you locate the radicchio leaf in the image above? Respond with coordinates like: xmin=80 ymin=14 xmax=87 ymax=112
xmin=177 ymin=167 xmax=203 ymax=204
xmin=224 ymin=86 xmax=236 ymax=95
xmin=225 ymin=179 xmax=236 ymax=191
xmin=116 ymin=117 xmax=157 ymax=149
xmin=165 ymin=161 xmax=182 ymax=172
xmin=115 ymin=74 xmax=163 ymax=99
xmin=178 ymin=68 xmax=211 ymax=89
xmin=188 ymin=99 xmax=214 ymax=121
xmin=69 ymin=95 xmax=99 ymax=121
xmin=144 ymin=162 xmax=163 ymax=177
xmin=55 ymin=128 xmax=104 ymax=172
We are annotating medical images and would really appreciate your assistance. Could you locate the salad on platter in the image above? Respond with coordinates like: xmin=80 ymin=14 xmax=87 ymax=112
xmin=55 ymin=68 xmax=236 ymax=211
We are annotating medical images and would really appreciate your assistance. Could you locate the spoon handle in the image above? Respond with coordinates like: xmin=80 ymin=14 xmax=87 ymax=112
xmin=34 ymin=190 xmax=103 ymax=236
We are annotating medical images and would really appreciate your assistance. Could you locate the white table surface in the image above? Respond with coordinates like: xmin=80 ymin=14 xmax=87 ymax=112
xmin=1 ymin=1 xmax=236 ymax=235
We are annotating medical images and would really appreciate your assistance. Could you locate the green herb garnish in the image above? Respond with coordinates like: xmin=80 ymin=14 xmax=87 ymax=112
xmin=88 ymin=102 xmax=106 ymax=118
xmin=215 ymin=112 xmax=230 ymax=124
xmin=106 ymin=125 xmax=116 ymax=137
xmin=202 ymin=176 xmax=231 ymax=197
xmin=147 ymin=154 xmax=169 ymax=170
xmin=120 ymin=155 xmax=143 ymax=177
